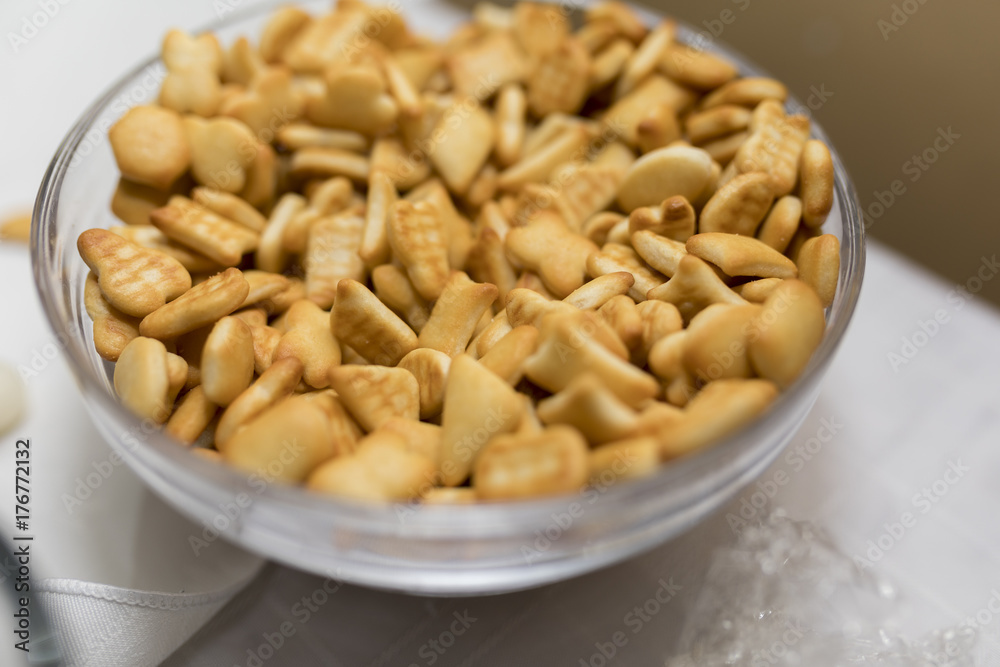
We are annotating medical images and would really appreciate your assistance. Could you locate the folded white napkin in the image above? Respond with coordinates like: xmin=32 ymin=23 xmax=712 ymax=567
xmin=0 ymin=245 xmax=264 ymax=667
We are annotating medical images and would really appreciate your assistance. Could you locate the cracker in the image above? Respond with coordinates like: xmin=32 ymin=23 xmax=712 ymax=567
xmin=795 ymin=234 xmax=840 ymax=308
xmin=221 ymin=394 xmax=337 ymax=482
xmin=333 ymin=279 xmax=417 ymax=366
xmin=216 ymin=356 xmax=303 ymax=446
xmin=747 ymin=280 xmax=826 ymax=388
xmin=78 ymin=228 xmax=192 ymax=318
xmin=617 ymin=145 xmax=714 ymax=212
xmin=165 ymin=386 xmax=218 ymax=446
xmin=328 ymin=365 xmax=420 ymax=432
xmin=439 ymin=354 xmax=525 ymax=486
xmin=397 ymin=348 xmax=452 ymax=419
xmin=686 ymin=232 xmax=798 ymax=279
xmin=386 ymin=200 xmax=450 ymax=301
xmin=646 ymin=255 xmax=748 ymax=322
xmin=473 ymin=426 xmax=588 ymax=500
xmin=523 ymin=311 xmax=659 ymax=408
xmin=418 ymin=272 xmax=498 ymax=357
xmin=84 ymin=272 xmax=141 ymax=362
xmin=139 ymin=267 xmax=249 ymax=340
xmin=151 ymin=196 xmax=259 ymax=267
xmin=800 ymin=140 xmax=835 ymax=228
xmin=537 ymin=373 xmax=640 ymax=445
xmin=114 ymin=337 xmax=171 ymax=423
xmin=272 ymin=299 xmax=342 ymax=388
xmin=201 ymin=316 xmax=255 ymax=406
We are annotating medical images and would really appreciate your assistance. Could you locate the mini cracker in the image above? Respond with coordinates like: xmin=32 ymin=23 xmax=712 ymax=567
xmin=139 ymin=267 xmax=249 ymax=340
xmin=586 ymin=242 xmax=666 ymax=302
xmin=191 ymin=187 xmax=267 ymax=232
xmin=272 ymin=299 xmax=342 ymax=388
xmin=757 ymin=195 xmax=802 ymax=253
xmin=473 ymin=425 xmax=589 ymax=500
xmin=617 ymin=145 xmax=714 ymax=212
xmin=418 ymin=272 xmax=498 ymax=358
xmin=477 ymin=325 xmax=539 ymax=386
xmin=630 ymin=230 xmax=688 ymax=278
xmin=682 ymin=303 xmax=762 ymax=382
xmin=78 ymin=228 xmax=192 ymax=318
xmin=386 ymin=200 xmax=450 ymax=301
xmin=113 ymin=337 xmax=171 ymax=423
xmin=333 ymin=279 xmax=417 ymax=366
xmin=659 ymin=379 xmax=778 ymax=459
xmin=221 ymin=395 xmax=336 ymax=482
xmin=524 ymin=311 xmax=659 ymax=408
xmin=108 ymin=106 xmax=191 ymax=190
xmin=698 ymin=172 xmax=775 ymax=236
xmin=304 ymin=212 xmax=365 ymax=309
xmin=397 ymin=348 xmax=452 ymax=419
xmin=110 ymin=225 xmax=220 ymax=274
xmin=216 ymin=356 xmax=303 ymax=446
xmin=165 ymin=386 xmax=218 ymax=446
xmin=505 ymin=212 xmax=598 ymax=298
xmin=371 ymin=264 xmax=431 ymax=333
xmin=795 ymin=234 xmax=840 ymax=308
xmin=537 ymin=373 xmax=640 ymax=445
xmin=182 ymin=116 xmax=256 ymax=193
xmin=647 ymin=254 xmax=748 ymax=322
xmin=201 ymin=316 xmax=255 ymax=406
xmin=686 ymin=232 xmax=798 ymax=279
xmin=800 ymin=140 xmax=835 ymax=228
xmin=151 ymin=196 xmax=259 ymax=267
xmin=84 ymin=272 xmax=140 ymax=362
xmin=439 ymin=354 xmax=526 ymax=487
xmin=328 ymin=365 xmax=420 ymax=432
xmin=563 ymin=272 xmax=635 ymax=309
xmin=748 ymin=279 xmax=826 ymax=388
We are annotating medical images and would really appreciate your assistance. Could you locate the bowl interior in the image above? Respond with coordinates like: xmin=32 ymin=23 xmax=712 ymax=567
xmin=31 ymin=0 xmax=864 ymax=595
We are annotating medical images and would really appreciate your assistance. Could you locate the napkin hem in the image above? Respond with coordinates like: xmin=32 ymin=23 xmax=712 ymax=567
xmin=36 ymin=569 xmax=262 ymax=611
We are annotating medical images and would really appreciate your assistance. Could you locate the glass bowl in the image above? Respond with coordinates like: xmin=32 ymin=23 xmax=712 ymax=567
xmin=31 ymin=0 xmax=864 ymax=596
